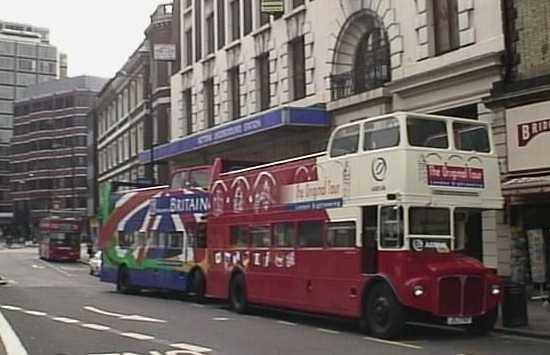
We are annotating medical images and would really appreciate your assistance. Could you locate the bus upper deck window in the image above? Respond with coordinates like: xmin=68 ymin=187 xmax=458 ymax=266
xmin=364 ymin=118 xmax=400 ymax=150
xmin=330 ymin=124 xmax=360 ymax=158
xmin=407 ymin=117 xmax=448 ymax=149
xmin=453 ymin=122 xmax=490 ymax=153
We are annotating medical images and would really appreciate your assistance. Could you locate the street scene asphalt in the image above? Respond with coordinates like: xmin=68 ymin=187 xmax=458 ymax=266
xmin=1 ymin=247 xmax=550 ymax=355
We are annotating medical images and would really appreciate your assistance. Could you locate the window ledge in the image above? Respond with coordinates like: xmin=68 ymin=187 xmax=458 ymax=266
xmin=183 ymin=6 xmax=192 ymax=16
xmin=181 ymin=65 xmax=193 ymax=75
xmin=283 ymin=5 xmax=306 ymax=21
xmin=225 ymin=40 xmax=241 ymax=51
xmin=200 ymin=53 xmax=216 ymax=65
xmin=252 ymin=24 xmax=271 ymax=37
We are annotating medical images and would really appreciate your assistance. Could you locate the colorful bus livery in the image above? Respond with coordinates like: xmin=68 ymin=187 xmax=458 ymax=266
xmin=99 ymin=185 xmax=209 ymax=294
xmin=205 ymin=112 xmax=504 ymax=339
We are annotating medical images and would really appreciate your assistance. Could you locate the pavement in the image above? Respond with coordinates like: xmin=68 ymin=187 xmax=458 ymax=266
xmin=2 ymin=246 xmax=550 ymax=355
xmin=495 ymin=299 xmax=550 ymax=340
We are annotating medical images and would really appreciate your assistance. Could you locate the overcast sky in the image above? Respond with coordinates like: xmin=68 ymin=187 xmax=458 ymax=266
xmin=0 ymin=0 xmax=171 ymax=79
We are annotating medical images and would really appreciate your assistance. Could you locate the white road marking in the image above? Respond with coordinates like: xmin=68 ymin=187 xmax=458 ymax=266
xmin=81 ymin=323 xmax=111 ymax=331
xmin=85 ymin=306 xmax=166 ymax=323
xmin=0 ymin=310 xmax=29 ymax=355
xmin=119 ymin=332 xmax=155 ymax=340
xmin=39 ymin=260 xmax=72 ymax=277
xmin=363 ymin=336 xmax=423 ymax=350
xmin=23 ymin=310 xmax=47 ymax=316
xmin=316 ymin=328 xmax=340 ymax=334
xmin=0 ymin=305 xmax=22 ymax=311
xmin=171 ymin=343 xmax=213 ymax=352
xmin=52 ymin=317 xmax=80 ymax=324
xmin=212 ymin=317 xmax=231 ymax=321
xmin=276 ymin=320 xmax=297 ymax=326
xmin=191 ymin=303 xmax=205 ymax=308
xmin=31 ymin=264 xmax=45 ymax=269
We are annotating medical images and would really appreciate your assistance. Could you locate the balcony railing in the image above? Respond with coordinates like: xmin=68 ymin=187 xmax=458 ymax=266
xmin=329 ymin=68 xmax=390 ymax=101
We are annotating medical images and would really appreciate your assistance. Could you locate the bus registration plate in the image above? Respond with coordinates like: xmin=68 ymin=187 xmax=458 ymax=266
xmin=447 ymin=317 xmax=472 ymax=325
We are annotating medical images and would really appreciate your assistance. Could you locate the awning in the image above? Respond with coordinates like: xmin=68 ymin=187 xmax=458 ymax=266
xmin=502 ymin=176 xmax=550 ymax=196
xmin=139 ymin=106 xmax=329 ymax=163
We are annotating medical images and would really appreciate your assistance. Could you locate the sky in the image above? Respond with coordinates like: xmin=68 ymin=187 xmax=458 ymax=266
xmin=0 ymin=0 xmax=171 ymax=79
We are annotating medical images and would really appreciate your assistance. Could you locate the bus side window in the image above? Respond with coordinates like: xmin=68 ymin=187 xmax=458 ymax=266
xmin=327 ymin=222 xmax=356 ymax=248
xmin=330 ymin=125 xmax=360 ymax=158
xmin=273 ymin=223 xmax=295 ymax=247
xmin=298 ymin=221 xmax=324 ymax=248
xmin=250 ymin=225 xmax=271 ymax=248
xmin=380 ymin=206 xmax=403 ymax=249
xmin=230 ymin=226 xmax=248 ymax=247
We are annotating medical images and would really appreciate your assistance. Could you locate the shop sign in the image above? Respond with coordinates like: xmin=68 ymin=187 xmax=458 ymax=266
xmin=427 ymin=164 xmax=484 ymax=188
xmin=527 ymin=229 xmax=546 ymax=283
xmin=507 ymin=102 xmax=550 ymax=172
xmin=261 ymin=0 xmax=284 ymax=14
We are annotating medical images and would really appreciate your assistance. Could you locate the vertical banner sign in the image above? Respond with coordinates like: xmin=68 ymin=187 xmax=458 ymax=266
xmin=527 ymin=229 xmax=547 ymax=283
xmin=261 ymin=0 xmax=284 ymax=14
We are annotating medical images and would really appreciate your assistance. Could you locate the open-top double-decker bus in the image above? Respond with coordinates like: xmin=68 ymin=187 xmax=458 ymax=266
xmin=204 ymin=112 xmax=503 ymax=338
xmin=38 ymin=217 xmax=81 ymax=261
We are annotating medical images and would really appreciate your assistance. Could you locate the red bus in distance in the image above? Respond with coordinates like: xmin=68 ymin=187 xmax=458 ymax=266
xmin=38 ymin=217 xmax=81 ymax=262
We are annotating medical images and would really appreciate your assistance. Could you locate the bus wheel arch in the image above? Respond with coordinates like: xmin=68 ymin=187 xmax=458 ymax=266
xmin=188 ymin=267 xmax=206 ymax=302
xmin=360 ymin=277 xmax=406 ymax=339
xmin=228 ymin=270 xmax=248 ymax=314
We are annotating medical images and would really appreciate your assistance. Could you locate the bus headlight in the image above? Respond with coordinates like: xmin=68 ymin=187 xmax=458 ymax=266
xmin=491 ymin=285 xmax=501 ymax=296
xmin=413 ymin=285 xmax=424 ymax=297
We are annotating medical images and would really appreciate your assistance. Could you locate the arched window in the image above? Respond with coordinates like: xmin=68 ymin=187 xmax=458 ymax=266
xmin=353 ymin=28 xmax=390 ymax=93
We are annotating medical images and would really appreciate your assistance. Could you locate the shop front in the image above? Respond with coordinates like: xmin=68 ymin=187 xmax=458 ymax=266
xmin=502 ymin=101 xmax=550 ymax=291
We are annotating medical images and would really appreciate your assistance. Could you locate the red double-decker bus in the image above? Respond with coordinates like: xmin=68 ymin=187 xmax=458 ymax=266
xmin=203 ymin=112 xmax=504 ymax=339
xmin=38 ymin=217 xmax=81 ymax=262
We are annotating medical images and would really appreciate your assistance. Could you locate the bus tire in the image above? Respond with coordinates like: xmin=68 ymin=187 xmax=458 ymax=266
xmin=466 ymin=308 xmax=498 ymax=336
xmin=117 ymin=266 xmax=138 ymax=294
xmin=189 ymin=269 xmax=206 ymax=303
xmin=364 ymin=282 xmax=406 ymax=339
xmin=229 ymin=273 xmax=248 ymax=314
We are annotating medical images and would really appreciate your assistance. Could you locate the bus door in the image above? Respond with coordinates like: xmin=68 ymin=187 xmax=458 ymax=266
xmin=362 ymin=206 xmax=378 ymax=274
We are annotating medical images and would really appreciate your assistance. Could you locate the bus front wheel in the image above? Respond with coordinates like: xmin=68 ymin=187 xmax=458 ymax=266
xmin=363 ymin=283 xmax=406 ymax=339
xmin=189 ymin=269 xmax=206 ymax=303
xmin=117 ymin=266 xmax=138 ymax=294
xmin=229 ymin=273 xmax=248 ymax=314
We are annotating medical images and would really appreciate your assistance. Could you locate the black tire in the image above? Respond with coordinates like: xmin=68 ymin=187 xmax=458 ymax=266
xmin=363 ymin=283 xmax=406 ymax=339
xmin=229 ymin=273 xmax=248 ymax=314
xmin=466 ymin=308 xmax=498 ymax=336
xmin=189 ymin=269 xmax=206 ymax=303
xmin=116 ymin=266 xmax=138 ymax=294
xmin=89 ymin=268 xmax=94 ymax=276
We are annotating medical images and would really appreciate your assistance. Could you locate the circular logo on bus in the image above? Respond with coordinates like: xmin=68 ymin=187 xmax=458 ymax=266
xmin=372 ymin=158 xmax=388 ymax=182
xmin=412 ymin=239 xmax=424 ymax=252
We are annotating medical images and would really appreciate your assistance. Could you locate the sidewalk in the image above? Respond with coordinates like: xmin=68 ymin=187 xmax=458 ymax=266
xmin=494 ymin=300 xmax=550 ymax=340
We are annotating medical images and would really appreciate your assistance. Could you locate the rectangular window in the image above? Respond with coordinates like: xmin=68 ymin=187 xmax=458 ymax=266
xmin=364 ymin=118 xmax=400 ymax=151
xmin=407 ymin=117 xmax=448 ymax=148
xmin=250 ymin=225 xmax=271 ymax=247
xmin=0 ymin=41 xmax=15 ymax=56
xmin=327 ymin=222 xmax=356 ymax=248
xmin=230 ymin=0 xmax=241 ymax=41
xmin=453 ymin=122 xmax=490 ymax=153
xmin=16 ymin=43 xmax=36 ymax=57
xmin=273 ymin=223 xmax=294 ymax=247
xmin=230 ymin=226 xmax=249 ymax=247
xmin=168 ymin=232 xmax=184 ymax=248
xmin=258 ymin=0 xmax=270 ymax=26
xmin=206 ymin=13 xmax=215 ymax=55
xmin=183 ymin=89 xmax=193 ymax=135
xmin=228 ymin=66 xmax=240 ymax=120
xmin=298 ymin=221 xmax=323 ymax=247
xmin=289 ymin=36 xmax=306 ymax=100
xmin=244 ymin=0 xmax=253 ymax=35
xmin=380 ymin=206 xmax=404 ymax=249
xmin=330 ymin=124 xmax=360 ymax=157
xmin=434 ymin=0 xmax=459 ymax=55
xmin=409 ymin=207 xmax=450 ymax=235
xmin=292 ymin=0 xmax=305 ymax=8
xmin=0 ymin=71 xmax=14 ymax=85
xmin=0 ymin=85 xmax=13 ymax=100
xmin=257 ymin=53 xmax=270 ymax=111
xmin=0 ymin=57 xmax=14 ymax=70
xmin=18 ymin=59 xmax=36 ymax=72
xmin=217 ymin=0 xmax=226 ymax=49
xmin=204 ymin=78 xmax=215 ymax=128
xmin=195 ymin=0 xmax=202 ymax=61
xmin=185 ymin=29 xmax=193 ymax=66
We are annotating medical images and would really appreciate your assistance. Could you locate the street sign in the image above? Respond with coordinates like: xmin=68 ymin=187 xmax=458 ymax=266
xmin=154 ymin=44 xmax=176 ymax=61
xmin=261 ymin=0 xmax=284 ymax=14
